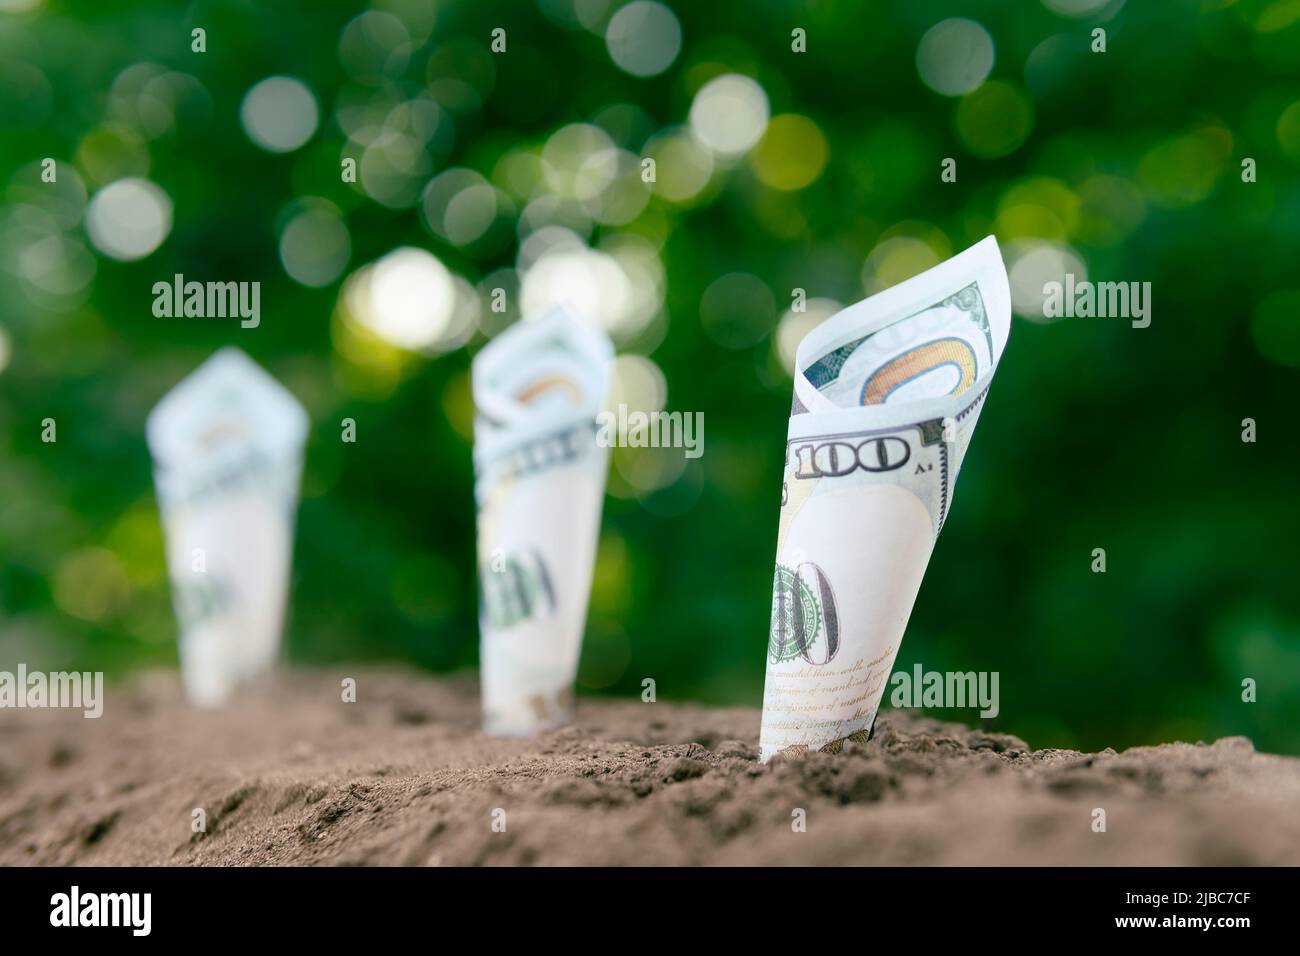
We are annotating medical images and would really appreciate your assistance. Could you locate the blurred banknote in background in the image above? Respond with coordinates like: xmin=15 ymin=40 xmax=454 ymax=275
xmin=473 ymin=306 xmax=613 ymax=735
xmin=147 ymin=347 xmax=308 ymax=707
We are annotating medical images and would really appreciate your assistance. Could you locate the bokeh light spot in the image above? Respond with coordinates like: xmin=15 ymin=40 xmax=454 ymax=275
xmin=751 ymin=114 xmax=828 ymax=191
xmin=644 ymin=128 xmax=714 ymax=202
xmin=279 ymin=201 xmax=351 ymax=287
xmin=995 ymin=177 xmax=1080 ymax=240
xmin=338 ymin=10 xmax=412 ymax=85
xmin=522 ymin=246 xmax=629 ymax=334
xmin=1042 ymin=0 xmax=1117 ymax=17
xmin=85 ymin=178 xmax=172 ymax=261
xmin=422 ymin=168 xmax=501 ymax=247
xmin=954 ymin=81 xmax=1034 ymax=158
xmin=1005 ymin=239 xmax=1088 ymax=320
xmin=606 ymin=352 xmax=667 ymax=414
xmin=1252 ymin=289 xmax=1300 ymax=367
xmin=7 ymin=160 xmax=87 ymax=230
xmin=689 ymin=74 xmax=770 ymax=157
xmin=542 ymin=123 xmax=618 ymax=201
xmin=605 ymin=1 xmax=681 ymax=77
xmin=355 ymin=247 xmax=457 ymax=352
xmin=53 ymin=547 xmax=130 ymax=623
xmin=75 ymin=124 xmax=150 ymax=186
xmin=240 ymin=76 xmax=319 ymax=153
xmin=1137 ymin=129 xmax=1229 ymax=207
xmin=916 ymin=18 xmax=994 ymax=97
xmin=775 ymin=298 xmax=842 ymax=375
xmin=861 ymin=231 xmax=951 ymax=295
xmin=1275 ymin=100 xmax=1300 ymax=160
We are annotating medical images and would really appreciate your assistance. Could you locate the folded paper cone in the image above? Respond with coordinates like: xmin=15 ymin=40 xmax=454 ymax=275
xmin=472 ymin=306 xmax=613 ymax=735
xmin=146 ymin=348 xmax=308 ymax=708
xmin=759 ymin=236 xmax=1011 ymax=760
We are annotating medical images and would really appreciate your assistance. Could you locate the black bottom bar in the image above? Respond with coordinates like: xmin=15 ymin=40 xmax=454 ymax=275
xmin=0 ymin=866 xmax=1286 ymax=941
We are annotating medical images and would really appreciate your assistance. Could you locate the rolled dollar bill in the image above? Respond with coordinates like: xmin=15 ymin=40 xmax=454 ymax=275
xmin=759 ymin=236 xmax=1011 ymax=760
xmin=473 ymin=305 xmax=614 ymax=735
xmin=146 ymin=347 xmax=308 ymax=707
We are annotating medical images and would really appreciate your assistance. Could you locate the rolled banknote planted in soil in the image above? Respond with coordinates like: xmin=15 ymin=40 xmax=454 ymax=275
xmin=146 ymin=347 xmax=308 ymax=708
xmin=759 ymin=236 xmax=1011 ymax=761
xmin=473 ymin=305 xmax=614 ymax=736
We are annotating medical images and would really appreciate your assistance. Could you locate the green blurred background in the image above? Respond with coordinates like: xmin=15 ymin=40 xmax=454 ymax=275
xmin=1 ymin=0 xmax=1298 ymax=753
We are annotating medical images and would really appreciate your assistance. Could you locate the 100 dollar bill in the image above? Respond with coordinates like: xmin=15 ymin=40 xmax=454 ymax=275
xmin=760 ymin=236 xmax=1011 ymax=760
xmin=146 ymin=348 xmax=307 ymax=708
xmin=473 ymin=306 xmax=613 ymax=736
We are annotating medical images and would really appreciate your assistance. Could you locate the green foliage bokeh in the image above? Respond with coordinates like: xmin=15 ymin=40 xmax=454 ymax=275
xmin=1 ymin=0 xmax=1298 ymax=753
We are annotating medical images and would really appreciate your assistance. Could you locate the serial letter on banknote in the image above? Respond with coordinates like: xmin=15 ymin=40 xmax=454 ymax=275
xmin=759 ymin=236 xmax=1011 ymax=761
xmin=472 ymin=305 xmax=614 ymax=735
xmin=146 ymin=347 xmax=308 ymax=707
